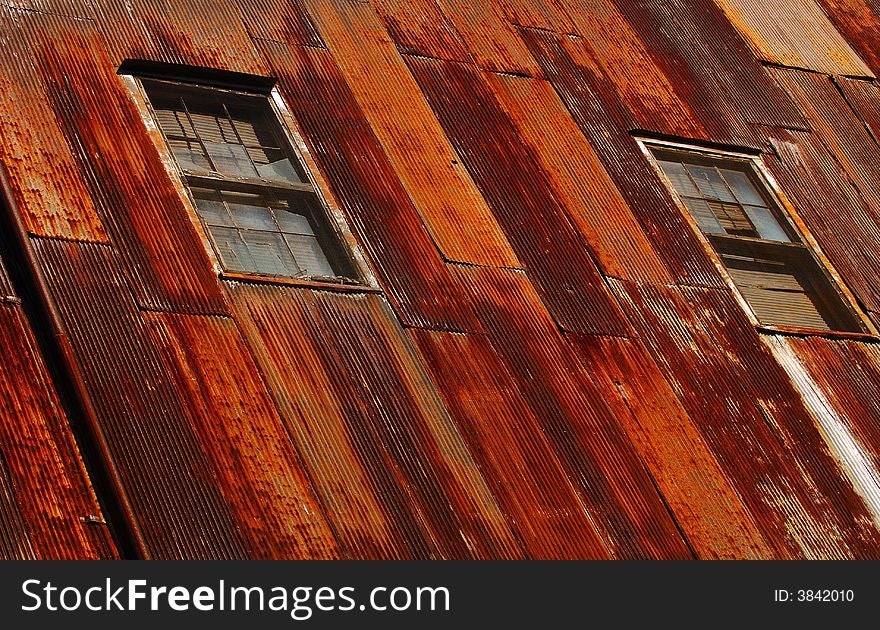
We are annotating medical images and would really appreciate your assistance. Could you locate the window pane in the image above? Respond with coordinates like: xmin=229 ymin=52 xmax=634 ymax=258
xmin=658 ymin=160 xmax=701 ymax=197
xmin=192 ymin=189 xmax=233 ymax=226
xmin=207 ymin=225 xmax=257 ymax=271
xmin=242 ymin=230 xmax=300 ymax=276
xmin=719 ymin=169 xmax=765 ymax=205
xmin=285 ymin=234 xmax=336 ymax=277
xmin=188 ymin=110 xmax=238 ymax=145
xmin=743 ymin=205 xmax=791 ymax=242
xmin=708 ymin=200 xmax=756 ymax=236
xmin=682 ymin=197 xmax=725 ymax=233
xmin=154 ymin=107 xmax=197 ymax=139
xmin=685 ymin=165 xmax=737 ymax=202
xmin=203 ymin=142 xmax=258 ymax=178
xmin=168 ymin=138 xmax=210 ymax=171
xmin=275 ymin=210 xmax=314 ymax=235
xmin=223 ymin=192 xmax=276 ymax=231
xmin=250 ymin=148 xmax=302 ymax=183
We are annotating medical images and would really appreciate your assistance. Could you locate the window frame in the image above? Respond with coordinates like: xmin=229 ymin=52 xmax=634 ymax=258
xmin=120 ymin=71 xmax=378 ymax=293
xmin=637 ymin=136 xmax=877 ymax=339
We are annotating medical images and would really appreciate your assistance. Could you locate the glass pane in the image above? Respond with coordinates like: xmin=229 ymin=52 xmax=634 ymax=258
xmin=154 ymin=108 xmax=197 ymax=139
xmin=682 ymin=197 xmax=725 ymax=234
xmin=193 ymin=190 xmax=233 ymax=227
xmin=658 ymin=160 xmax=701 ymax=197
xmin=719 ymin=169 xmax=765 ymax=206
xmin=242 ymin=230 xmax=300 ymax=276
xmin=167 ymin=138 xmax=210 ymax=171
xmin=709 ymin=200 xmax=756 ymax=236
xmin=203 ymin=142 xmax=258 ymax=177
xmin=188 ymin=110 xmax=237 ymax=145
xmin=285 ymin=234 xmax=336 ymax=277
xmin=252 ymin=149 xmax=302 ymax=183
xmin=207 ymin=225 xmax=256 ymax=272
xmin=275 ymin=210 xmax=314 ymax=235
xmin=685 ymin=165 xmax=737 ymax=202
xmin=228 ymin=102 xmax=278 ymax=147
xmin=222 ymin=192 xmax=277 ymax=230
xmin=743 ymin=205 xmax=791 ymax=242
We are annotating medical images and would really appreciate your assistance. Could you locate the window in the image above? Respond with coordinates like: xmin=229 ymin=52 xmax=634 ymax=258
xmin=139 ymin=78 xmax=359 ymax=283
xmin=649 ymin=144 xmax=866 ymax=333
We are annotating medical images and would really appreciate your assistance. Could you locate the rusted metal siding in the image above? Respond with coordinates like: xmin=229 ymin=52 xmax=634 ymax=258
xmin=519 ymin=27 xmax=726 ymax=288
xmin=257 ymin=37 xmax=481 ymax=332
xmin=14 ymin=11 xmax=229 ymax=315
xmin=370 ymin=0 xmax=471 ymax=62
xmin=711 ymin=0 xmax=873 ymax=76
xmin=452 ymin=265 xmax=693 ymax=559
xmin=407 ymin=56 xmax=632 ymax=336
xmin=230 ymin=282 xmax=519 ymax=559
xmin=613 ymin=280 xmax=880 ymax=558
xmin=33 ymin=237 xmax=248 ymax=559
xmin=304 ymin=0 xmax=520 ymax=268
xmin=0 ymin=6 xmax=109 ymax=242
xmin=409 ymin=329 xmax=611 ymax=559
xmin=0 ymin=302 xmax=117 ymax=559
xmin=813 ymin=0 xmax=880 ymax=76
xmin=232 ymin=0 xmax=325 ymax=48
xmin=145 ymin=312 xmax=339 ymax=559
xmin=485 ymin=72 xmax=674 ymax=283
xmin=567 ymin=333 xmax=773 ymax=560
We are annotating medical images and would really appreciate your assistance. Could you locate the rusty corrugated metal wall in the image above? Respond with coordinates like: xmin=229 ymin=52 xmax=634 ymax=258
xmin=2 ymin=0 xmax=880 ymax=559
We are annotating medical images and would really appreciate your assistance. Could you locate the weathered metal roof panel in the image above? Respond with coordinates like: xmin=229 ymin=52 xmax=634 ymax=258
xmin=407 ymin=56 xmax=632 ymax=336
xmin=813 ymin=0 xmax=880 ymax=76
xmin=712 ymin=0 xmax=873 ymax=76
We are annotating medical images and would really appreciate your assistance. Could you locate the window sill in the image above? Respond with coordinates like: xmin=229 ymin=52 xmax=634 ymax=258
xmin=756 ymin=324 xmax=880 ymax=343
xmin=220 ymin=270 xmax=381 ymax=294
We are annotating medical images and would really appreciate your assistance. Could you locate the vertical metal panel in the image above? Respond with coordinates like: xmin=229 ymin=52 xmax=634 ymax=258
xmin=758 ymin=127 xmax=880 ymax=316
xmin=33 ymin=237 xmax=249 ymax=559
xmin=453 ymin=264 xmax=694 ymax=559
xmin=602 ymin=0 xmax=809 ymax=136
xmin=0 ymin=303 xmax=117 ymax=559
xmin=303 ymin=0 xmax=520 ymax=268
xmin=813 ymin=0 xmax=880 ymax=76
xmin=518 ymin=27 xmax=726 ymax=289
xmin=254 ymin=37 xmax=481 ymax=332
xmin=433 ymin=0 xmax=542 ymax=75
xmin=24 ymin=13 xmax=229 ymax=315
xmin=369 ymin=0 xmax=471 ymax=61
xmin=0 ymin=7 xmax=109 ymax=242
xmin=232 ymin=0 xmax=325 ymax=47
xmin=146 ymin=312 xmax=340 ymax=559
xmin=0 ymin=256 xmax=12 ymax=299
xmin=496 ymin=0 xmax=577 ymax=32
xmin=92 ymin=0 xmax=266 ymax=72
xmin=711 ymin=0 xmax=872 ymax=76
xmin=409 ymin=329 xmax=611 ymax=559
xmin=0 ymin=451 xmax=36 ymax=560
xmin=567 ymin=333 xmax=774 ymax=559
xmin=486 ymin=72 xmax=674 ymax=283
xmin=406 ymin=55 xmax=632 ymax=336
xmin=612 ymin=279 xmax=880 ymax=558
xmin=231 ymin=282 xmax=519 ymax=559
xmin=548 ymin=2 xmax=709 ymax=142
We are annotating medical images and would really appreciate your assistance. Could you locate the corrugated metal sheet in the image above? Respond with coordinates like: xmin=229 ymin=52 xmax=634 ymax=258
xmin=711 ymin=0 xmax=873 ymax=76
xmin=256 ymin=37 xmax=481 ymax=332
xmin=452 ymin=264 xmax=694 ymax=559
xmin=0 ymin=6 xmax=109 ymax=242
xmin=17 ymin=11 xmax=229 ymax=315
xmin=230 ymin=282 xmax=519 ymax=559
xmin=232 ymin=0 xmax=325 ymax=47
xmin=304 ymin=0 xmax=520 ymax=268
xmin=409 ymin=328 xmax=611 ymax=559
xmin=567 ymin=333 xmax=773 ymax=559
xmin=93 ymin=0 xmax=266 ymax=72
xmin=369 ymin=0 xmax=471 ymax=62
xmin=0 ymin=256 xmax=12 ymax=299
xmin=813 ymin=0 xmax=880 ymax=76
xmin=407 ymin=55 xmax=632 ymax=336
xmin=612 ymin=279 xmax=880 ymax=558
xmin=497 ymin=0 xmax=576 ymax=31
xmin=518 ymin=27 xmax=727 ymax=288
xmin=485 ymin=71 xmax=674 ymax=283
xmin=33 ymin=237 xmax=249 ymax=559
xmin=145 ymin=311 xmax=339 ymax=559
xmin=0 ymin=303 xmax=117 ymax=559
